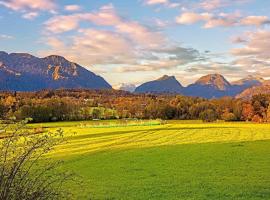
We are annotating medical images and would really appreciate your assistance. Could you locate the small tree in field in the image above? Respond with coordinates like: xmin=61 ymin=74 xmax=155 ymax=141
xmin=0 ymin=119 xmax=77 ymax=200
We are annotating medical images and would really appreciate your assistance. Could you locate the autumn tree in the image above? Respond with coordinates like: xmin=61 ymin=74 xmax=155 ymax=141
xmin=199 ymin=109 xmax=218 ymax=122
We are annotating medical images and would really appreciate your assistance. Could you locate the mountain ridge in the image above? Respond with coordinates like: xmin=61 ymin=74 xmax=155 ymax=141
xmin=0 ymin=51 xmax=111 ymax=91
xmin=135 ymin=75 xmax=183 ymax=94
xmin=135 ymin=74 xmax=268 ymax=99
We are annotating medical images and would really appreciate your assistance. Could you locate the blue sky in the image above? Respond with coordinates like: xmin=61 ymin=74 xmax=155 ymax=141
xmin=0 ymin=0 xmax=270 ymax=87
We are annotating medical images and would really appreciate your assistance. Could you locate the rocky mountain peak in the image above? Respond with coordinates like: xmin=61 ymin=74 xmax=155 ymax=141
xmin=157 ymin=75 xmax=176 ymax=81
xmin=43 ymin=55 xmax=70 ymax=65
xmin=195 ymin=74 xmax=231 ymax=90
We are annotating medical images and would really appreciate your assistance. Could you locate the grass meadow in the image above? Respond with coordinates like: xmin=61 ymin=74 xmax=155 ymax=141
xmin=29 ymin=120 xmax=270 ymax=200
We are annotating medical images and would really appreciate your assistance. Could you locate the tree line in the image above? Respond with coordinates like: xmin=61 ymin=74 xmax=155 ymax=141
xmin=0 ymin=89 xmax=269 ymax=123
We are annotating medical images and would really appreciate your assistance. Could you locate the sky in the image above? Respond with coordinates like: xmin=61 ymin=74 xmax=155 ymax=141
xmin=0 ymin=0 xmax=270 ymax=87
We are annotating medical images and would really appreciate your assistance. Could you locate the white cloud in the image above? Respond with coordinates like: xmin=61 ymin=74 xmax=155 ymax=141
xmin=65 ymin=5 xmax=81 ymax=12
xmin=22 ymin=12 xmax=39 ymax=19
xmin=176 ymin=12 xmax=212 ymax=25
xmin=0 ymin=0 xmax=56 ymax=11
xmin=203 ymin=12 xmax=241 ymax=28
xmin=231 ymin=29 xmax=270 ymax=76
xmin=144 ymin=0 xmax=251 ymax=11
xmin=240 ymin=16 xmax=270 ymax=26
xmin=44 ymin=5 xmax=122 ymax=34
xmin=144 ymin=0 xmax=168 ymax=5
xmin=41 ymin=4 xmax=203 ymax=74
xmin=199 ymin=0 xmax=229 ymax=11
xmin=198 ymin=0 xmax=250 ymax=11
xmin=44 ymin=14 xmax=82 ymax=33
xmin=0 ymin=0 xmax=56 ymax=20
xmin=176 ymin=11 xmax=270 ymax=28
xmin=0 ymin=34 xmax=14 ymax=40
xmin=143 ymin=0 xmax=181 ymax=9
xmin=44 ymin=5 xmax=164 ymax=49
xmin=232 ymin=30 xmax=270 ymax=59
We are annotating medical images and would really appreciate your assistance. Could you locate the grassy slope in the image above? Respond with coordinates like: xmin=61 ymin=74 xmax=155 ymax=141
xmin=30 ymin=121 xmax=270 ymax=199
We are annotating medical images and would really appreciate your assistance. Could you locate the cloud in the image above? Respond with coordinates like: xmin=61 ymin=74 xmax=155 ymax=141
xmin=144 ymin=0 xmax=251 ymax=11
xmin=144 ymin=0 xmax=168 ymax=5
xmin=231 ymin=29 xmax=270 ymax=76
xmin=116 ymin=46 xmax=202 ymax=72
xmin=176 ymin=12 xmax=212 ymax=25
xmin=231 ymin=36 xmax=247 ymax=44
xmin=41 ymin=29 xmax=200 ymax=72
xmin=240 ymin=16 xmax=270 ymax=26
xmin=44 ymin=15 xmax=82 ymax=33
xmin=198 ymin=0 xmax=251 ymax=11
xmin=0 ymin=0 xmax=56 ymax=20
xmin=40 ymin=29 xmax=136 ymax=66
xmin=22 ymin=12 xmax=39 ymax=19
xmin=143 ymin=0 xmax=181 ymax=9
xmin=65 ymin=5 xmax=81 ymax=12
xmin=203 ymin=12 xmax=241 ymax=28
xmin=44 ymin=5 xmax=122 ymax=34
xmin=115 ymin=21 xmax=164 ymax=48
xmin=0 ymin=34 xmax=14 ymax=40
xmin=0 ymin=0 xmax=56 ymax=11
xmin=199 ymin=0 xmax=229 ymax=11
xmin=231 ymin=30 xmax=270 ymax=59
xmin=176 ymin=11 xmax=270 ymax=28
xmin=41 ymin=4 xmax=205 ymax=76
xmin=44 ymin=5 xmax=164 ymax=48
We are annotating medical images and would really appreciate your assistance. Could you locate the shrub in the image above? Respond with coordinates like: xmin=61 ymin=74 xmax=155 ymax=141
xmin=0 ymin=120 xmax=78 ymax=200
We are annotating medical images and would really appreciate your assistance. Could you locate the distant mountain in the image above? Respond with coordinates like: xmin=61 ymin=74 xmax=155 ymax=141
xmin=135 ymin=75 xmax=183 ymax=94
xmin=114 ymin=83 xmax=136 ymax=92
xmin=134 ymin=74 xmax=268 ymax=99
xmin=229 ymin=75 xmax=264 ymax=96
xmin=183 ymin=74 xmax=232 ymax=98
xmin=232 ymin=75 xmax=264 ymax=87
xmin=0 ymin=51 xmax=111 ymax=91
xmin=236 ymin=82 xmax=270 ymax=99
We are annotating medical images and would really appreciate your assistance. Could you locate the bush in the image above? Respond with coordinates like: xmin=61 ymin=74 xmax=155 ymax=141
xmin=0 ymin=120 xmax=78 ymax=200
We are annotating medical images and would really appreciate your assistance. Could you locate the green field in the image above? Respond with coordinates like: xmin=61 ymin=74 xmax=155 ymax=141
xmin=31 ymin=120 xmax=270 ymax=200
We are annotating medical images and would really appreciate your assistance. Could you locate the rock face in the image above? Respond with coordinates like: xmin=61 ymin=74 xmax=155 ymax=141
xmin=0 ymin=52 xmax=111 ymax=91
xmin=135 ymin=75 xmax=183 ymax=94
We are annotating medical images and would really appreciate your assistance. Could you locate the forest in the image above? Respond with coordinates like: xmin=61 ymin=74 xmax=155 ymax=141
xmin=0 ymin=89 xmax=269 ymax=123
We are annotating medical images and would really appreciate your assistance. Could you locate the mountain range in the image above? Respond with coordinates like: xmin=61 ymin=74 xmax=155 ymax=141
xmin=135 ymin=74 xmax=268 ymax=99
xmin=0 ymin=51 xmax=269 ymax=99
xmin=0 ymin=51 xmax=111 ymax=91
